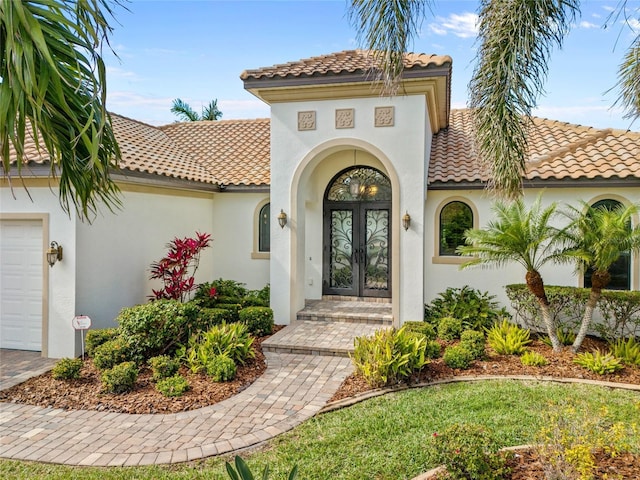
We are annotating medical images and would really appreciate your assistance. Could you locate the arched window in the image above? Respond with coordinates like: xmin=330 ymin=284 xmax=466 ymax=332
xmin=258 ymin=203 xmax=270 ymax=252
xmin=583 ymin=199 xmax=631 ymax=290
xmin=439 ymin=201 xmax=473 ymax=256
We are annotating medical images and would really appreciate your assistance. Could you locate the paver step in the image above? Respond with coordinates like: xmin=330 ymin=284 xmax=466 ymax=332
xmin=297 ymin=299 xmax=393 ymax=326
xmin=262 ymin=320 xmax=390 ymax=357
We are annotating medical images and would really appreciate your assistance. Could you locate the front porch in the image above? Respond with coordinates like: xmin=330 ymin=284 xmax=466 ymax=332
xmin=263 ymin=298 xmax=392 ymax=357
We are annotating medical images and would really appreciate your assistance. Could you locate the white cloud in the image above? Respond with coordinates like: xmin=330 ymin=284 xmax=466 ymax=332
xmin=428 ymin=12 xmax=478 ymax=39
xmin=106 ymin=66 xmax=142 ymax=81
xmin=218 ymin=99 xmax=270 ymax=119
xmin=578 ymin=21 xmax=600 ymax=29
xmin=629 ymin=18 xmax=640 ymax=33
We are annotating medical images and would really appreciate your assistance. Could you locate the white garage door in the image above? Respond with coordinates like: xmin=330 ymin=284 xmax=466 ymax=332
xmin=0 ymin=219 xmax=43 ymax=351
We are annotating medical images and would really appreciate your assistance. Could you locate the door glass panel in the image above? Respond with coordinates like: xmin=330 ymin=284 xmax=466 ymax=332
xmin=364 ymin=209 xmax=389 ymax=291
xmin=329 ymin=210 xmax=353 ymax=289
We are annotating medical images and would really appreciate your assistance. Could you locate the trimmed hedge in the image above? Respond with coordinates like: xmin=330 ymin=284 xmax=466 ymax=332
xmin=85 ymin=328 xmax=118 ymax=357
xmin=505 ymin=284 xmax=640 ymax=341
xmin=239 ymin=306 xmax=274 ymax=336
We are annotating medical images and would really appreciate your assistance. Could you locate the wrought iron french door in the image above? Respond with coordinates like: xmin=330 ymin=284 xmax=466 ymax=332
xmin=323 ymin=202 xmax=391 ymax=298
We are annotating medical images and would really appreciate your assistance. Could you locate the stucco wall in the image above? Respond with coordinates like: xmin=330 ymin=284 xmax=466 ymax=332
xmin=424 ymin=186 xmax=640 ymax=317
xmin=210 ymin=191 xmax=270 ymax=290
xmin=1 ymin=183 xmax=77 ymax=358
xmin=270 ymin=94 xmax=431 ymax=325
xmin=75 ymin=186 xmax=216 ymax=340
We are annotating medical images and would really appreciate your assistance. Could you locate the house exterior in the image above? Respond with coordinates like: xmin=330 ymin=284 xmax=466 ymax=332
xmin=2 ymin=50 xmax=638 ymax=358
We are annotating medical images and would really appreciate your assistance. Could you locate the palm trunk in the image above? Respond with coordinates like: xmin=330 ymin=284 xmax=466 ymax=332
xmin=572 ymin=270 xmax=610 ymax=353
xmin=526 ymin=270 xmax=561 ymax=352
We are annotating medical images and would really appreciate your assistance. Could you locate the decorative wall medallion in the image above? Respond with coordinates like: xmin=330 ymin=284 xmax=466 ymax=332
xmin=335 ymin=108 xmax=355 ymax=129
xmin=298 ymin=111 xmax=316 ymax=131
xmin=374 ymin=106 xmax=394 ymax=127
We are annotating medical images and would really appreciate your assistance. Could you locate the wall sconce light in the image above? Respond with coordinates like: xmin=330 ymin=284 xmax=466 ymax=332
xmin=46 ymin=241 xmax=63 ymax=267
xmin=402 ymin=211 xmax=411 ymax=231
xmin=277 ymin=209 xmax=288 ymax=229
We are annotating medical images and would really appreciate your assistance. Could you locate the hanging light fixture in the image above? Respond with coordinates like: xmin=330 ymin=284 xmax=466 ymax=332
xmin=349 ymin=149 xmax=360 ymax=197
xmin=46 ymin=241 xmax=63 ymax=267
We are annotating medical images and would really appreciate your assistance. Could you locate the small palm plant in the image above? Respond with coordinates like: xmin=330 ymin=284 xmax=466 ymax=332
xmin=225 ymin=455 xmax=298 ymax=480
xmin=171 ymin=98 xmax=222 ymax=121
xmin=559 ymin=202 xmax=640 ymax=352
xmin=458 ymin=195 xmax=564 ymax=351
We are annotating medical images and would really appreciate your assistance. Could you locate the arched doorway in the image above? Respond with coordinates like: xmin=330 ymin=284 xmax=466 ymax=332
xmin=322 ymin=166 xmax=392 ymax=298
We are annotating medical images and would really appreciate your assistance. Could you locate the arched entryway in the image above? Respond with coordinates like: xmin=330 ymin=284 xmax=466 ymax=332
xmin=322 ymin=166 xmax=391 ymax=298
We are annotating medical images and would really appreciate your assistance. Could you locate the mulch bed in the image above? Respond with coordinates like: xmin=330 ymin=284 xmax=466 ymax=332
xmin=0 ymin=327 xmax=282 ymax=414
xmin=329 ymin=336 xmax=640 ymax=402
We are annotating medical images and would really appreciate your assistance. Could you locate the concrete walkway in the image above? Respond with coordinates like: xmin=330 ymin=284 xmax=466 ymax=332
xmin=0 ymin=352 xmax=353 ymax=466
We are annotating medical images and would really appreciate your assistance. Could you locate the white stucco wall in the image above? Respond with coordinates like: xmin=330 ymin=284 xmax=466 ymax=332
xmin=424 ymin=186 xmax=640 ymax=316
xmin=1 ymin=184 xmax=77 ymax=358
xmin=210 ymin=192 xmax=270 ymax=290
xmin=76 ymin=186 xmax=216 ymax=341
xmin=270 ymin=94 xmax=431 ymax=325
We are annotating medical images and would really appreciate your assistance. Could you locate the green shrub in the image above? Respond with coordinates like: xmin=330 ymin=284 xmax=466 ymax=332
xmin=100 ymin=361 xmax=138 ymax=394
xmin=239 ymin=306 xmax=274 ymax=336
xmin=352 ymin=327 xmax=427 ymax=388
xmin=93 ymin=337 xmax=132 ymax=371
xmin=425 ymin=286 xmax=510 ymax=331
xmin=186 ymin=323 xmax=255 ymax=372
xmin=206 ymin=354 xmax=237 ymax=382
xmin=198 ymin=307 xmax=233 ymax=329
xmin=156 ymin=375 xmax=189 ymax=397
xmin=442 ymin=345 xmax=473 ymax=369
xmin=460 ymin=330 xmax=486 ymax=360
xmin=486 ymin=320 xmax=531 ymax=355
xmin=148 ymin=355 xmax=180 ymax=381
xmin=506 ymin=284 xmax=640 ymax=341
xmin=215 ymin=303 xmax=243 ymax=322
xmin=115 ymin=300 xmax=200 ymax=363
xmin=541 ymin=327 xmax=576 ymax=347
xmin=402 ymin=321 xmax=437 ymax=340
xmin=52 ymin=357 xmax=83 ymax=380
xmin=609 ymin=337 xmax=640 ymax=366
xmin=520 ymin=350 xmax=548 ymax=367
xmin=85 ymin=328 xmax=118 ymax=357
xmin=241 ymin=296 xmax=269 ymax=308
xmin=425 ymin=340 xmax=442 ymax=359
xmin=574 ymin=350 xmax=624 ymax=375
xmin=438 ymin=316 xmax=463 ymax=341
xmin=432 ymin=423 xmax=509 ymax=480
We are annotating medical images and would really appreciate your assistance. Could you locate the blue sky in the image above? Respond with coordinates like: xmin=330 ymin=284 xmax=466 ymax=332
xmin=104 ymin=0 xmax=640 ymax=131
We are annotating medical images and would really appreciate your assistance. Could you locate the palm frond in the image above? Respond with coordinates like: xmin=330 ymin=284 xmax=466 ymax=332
xmin=1 ymin=0 xmax=122 ymax=221
xmin=202 ymin=99 xmax=222 ymax=121
xmin=171 ymin=98 xmax=200 ymax=122
xmin=348 ymin=0 xmax=432 ymax=94
xmin=469 ymin=0 xmax=579 ymax=198
xmin=614 ymin=38 xmax=640 ymax=121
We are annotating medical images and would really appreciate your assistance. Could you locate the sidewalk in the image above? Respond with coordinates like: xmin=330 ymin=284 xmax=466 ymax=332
xmin=0 ymin=352 xmax=352 ymax=466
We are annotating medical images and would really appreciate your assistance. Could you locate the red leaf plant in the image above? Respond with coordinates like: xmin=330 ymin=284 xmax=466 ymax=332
xmin=149 ymin=232 xmax=212 ymax=302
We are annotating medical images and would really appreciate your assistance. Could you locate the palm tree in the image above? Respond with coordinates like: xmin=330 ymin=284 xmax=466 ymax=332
xmin=347 ymin=0 xmax=639 ymax=198
xmin=1 ymin=0 xmax=121 ymax=221
xmin=458 ymin=196 xmax=563 ymax=351
xmin=171 ymin=98 xmax=222 ymax=122
xmin=559 ymin=202 xmax=640 ymax=352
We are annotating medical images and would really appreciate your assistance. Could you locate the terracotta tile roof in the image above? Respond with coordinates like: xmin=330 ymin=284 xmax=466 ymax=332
xmin=240 ymin=49 xmax=452 ymax=80
xmin=111 ymin=114 xmax=216 ymax=184
xmin=6 ymin=114 xmax=216 ymax=185
xmin=160 ymin=118 xmax=270 ymax=186
xmin=429 ymin=109 xmax=640 ymax=185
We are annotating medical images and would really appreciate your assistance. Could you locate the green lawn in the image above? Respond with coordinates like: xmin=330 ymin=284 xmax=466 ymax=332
xmin=1 ymin=380 xmax=638 ymax=480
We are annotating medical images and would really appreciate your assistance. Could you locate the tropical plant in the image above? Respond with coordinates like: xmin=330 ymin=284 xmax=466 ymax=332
xmin=1 ymin=0 xmax=122 ymax=220
xmin=609 ymin=337 xmax=640 ymax=366
xmin=347 ymin=0 xmax=639 ymax=198
xmin=351 ymin=327 xmax=427 ymax=387
xmin=459 ymin=196 xmax=563 ymax=350
xmin=225 ymin=455 xmax=298 ymax=480
xmin=171 ymin=98 xmax=222 ymax=122
xmin=521 ymin=350 xmax=548 ymax=367
xmin=149 ymin=232 xmax=212 ymax=302
xmin=486 ymin=320 xmax=531 ymax=355
xmin=559 ymin=202 xmax=640 ymax=352
xmin=574 ymin=350 xmax=624 ymax=375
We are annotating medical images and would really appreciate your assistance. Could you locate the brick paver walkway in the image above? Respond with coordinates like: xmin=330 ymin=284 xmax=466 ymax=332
xmin=0 ymin=352 xmax=352 ymax=466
